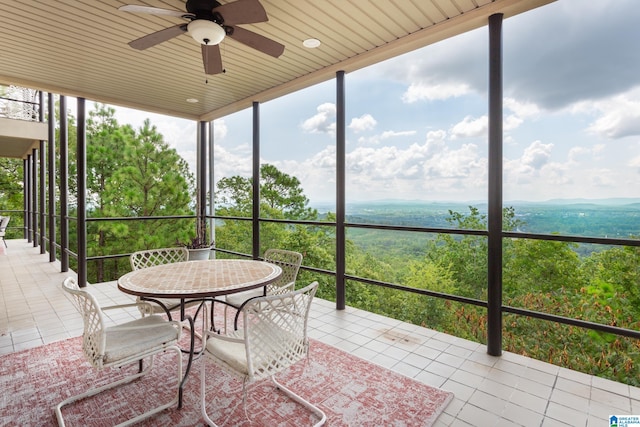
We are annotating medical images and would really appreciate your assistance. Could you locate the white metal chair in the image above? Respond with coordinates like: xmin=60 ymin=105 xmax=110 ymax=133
xmin=130 ymin=246 xmax=189 ymax=271
xmin=130 ymin=247 xmax=200 ymax=317
xmin=201 ymin=281 xmax=326 ymax=426
xmin=130 ymin=246 xmax=210 ymax=345
xmin=0 ymin=215 xmax=10 ymax=247
xmin=223 ymin=248 xmax=303 ymax=331
xmin=56 ymin=277 xmax=182 ymax=427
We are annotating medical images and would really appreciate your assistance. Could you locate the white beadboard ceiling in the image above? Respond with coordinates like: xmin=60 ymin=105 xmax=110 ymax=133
xmin=0 ymin=0 xmax=553 ymax=123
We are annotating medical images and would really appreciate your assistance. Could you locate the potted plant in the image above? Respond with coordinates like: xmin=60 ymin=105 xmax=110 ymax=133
xmin=176 ymin=226 xmax=214 ymax=261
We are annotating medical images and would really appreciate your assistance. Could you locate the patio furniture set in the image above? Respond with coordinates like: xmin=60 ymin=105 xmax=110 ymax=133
xmin=56 ymin=248 xmax=326 ymax=427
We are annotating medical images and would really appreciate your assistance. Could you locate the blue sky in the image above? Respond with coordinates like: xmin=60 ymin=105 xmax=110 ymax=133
xmin=111 ymin=0 xmax=640 ymax=205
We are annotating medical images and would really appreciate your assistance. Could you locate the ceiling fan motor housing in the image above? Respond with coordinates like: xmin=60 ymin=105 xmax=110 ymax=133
xmin=186 ymin=0 xmax=222 ymax=22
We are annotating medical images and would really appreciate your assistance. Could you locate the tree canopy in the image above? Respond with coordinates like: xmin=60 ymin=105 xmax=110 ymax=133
xmin=215 ymin=163 xmax=317 ymax=219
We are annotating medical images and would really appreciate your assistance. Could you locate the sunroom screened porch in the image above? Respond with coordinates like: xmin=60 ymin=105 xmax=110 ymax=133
xmin=1 ymin=2 xmax=640 ymax=414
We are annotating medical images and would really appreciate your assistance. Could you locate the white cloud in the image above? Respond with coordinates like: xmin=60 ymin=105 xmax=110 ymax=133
xmin=628 ymin=155 xmax=640 ymax=171
xmin=504 ymin=98 xmax=541 ymax=119
xmin=568 ymin=144 xmax=605 ymax=163
xmin=450 ymin=116 xmax=487 ymax=139
xmin=273 ymin=146 xmax=337 ymax=203
xmin=588 ymin=168 xmax=617 ymax=187
xmin=503 ymin=141 xmax=556 ymax=189
xmin=585 ymin=88 xmax=640 ymax=139
xmin=211 ymin=144 xmax=252 ymax=184
xmin=521 ymin=141 xmax=553 ymax=169
xmin=504 ymin=114 xmax=524 ymax=131
xmin=422 ymin=143 xmax=484 ymax=180
xmin=503 ymin=97 xmax=539 ymax=131
xmin=541 ymin=162 xmax=572 ymax=186
xmin=568 ymin=146 xmax=589 ymax=163
xmin=426 ymin=129 xmax=447 ymax=142
xmin=593 ymin=144 xmax=606 ymax=156
xmin=337 ymin=130 xmax=488 ymax=200
xmin=357 ymin=130 xmax=417 ymax=145
xmin=213 ymin=119 xmax=228 ymax=141
xmin=301 ymin=103 xmax=336 ymax=135
xmin=402 ymin=81 xmax=471 ymax=103
xmin=347 ymin=145 xmax=424 ymax=180
xmin=348 ymin=114 xmax=377 ymax=133
xmin=503 ymin=141 xmax=575 ymax=201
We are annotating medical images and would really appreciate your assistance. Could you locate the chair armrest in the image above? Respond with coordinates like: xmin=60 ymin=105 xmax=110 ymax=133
xmin=102 ymin=301 xmax=156 ymax=313
xmin=102 ymin=302 xmax=145 ymax=311
xmin=232 ymin=295 xmax=265 ymax=330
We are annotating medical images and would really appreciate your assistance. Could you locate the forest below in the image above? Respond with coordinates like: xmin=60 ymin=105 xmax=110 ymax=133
xmin=337 ymin=200 xmax=640 ymax=258
xmin=334 ymin=199 xmax=640 ymax=239
xmin=0 ymin=103 xmax=638 ymax=387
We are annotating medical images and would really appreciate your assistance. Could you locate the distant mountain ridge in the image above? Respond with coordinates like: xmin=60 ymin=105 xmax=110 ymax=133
xmin=506 ymin=198 xmax=640 ymax=207
xmin=313 ymin=198 xmax=640 ymax=240
xmin=336 ymin=197 xmax=640 ymax=207
xmin=313 ymin=198 xmax=640 ymax=213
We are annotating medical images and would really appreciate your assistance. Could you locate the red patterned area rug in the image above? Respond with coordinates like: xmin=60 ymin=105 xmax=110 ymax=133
xmin=1 ymin=335 xmax=453 ymax=426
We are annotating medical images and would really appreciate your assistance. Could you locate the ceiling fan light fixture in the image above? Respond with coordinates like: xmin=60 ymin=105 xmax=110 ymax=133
xmin=188 ymin=19 xmax=225 ymax=45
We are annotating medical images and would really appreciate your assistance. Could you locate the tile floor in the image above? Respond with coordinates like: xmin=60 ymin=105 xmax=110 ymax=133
xmin=1 ymin=239 xmax=639 ymax=426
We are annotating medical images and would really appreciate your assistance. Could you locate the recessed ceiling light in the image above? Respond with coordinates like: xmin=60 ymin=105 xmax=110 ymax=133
xmin=303 ymin=38 xmax=321 ymax=48
xmin=186 ymin=98 xmax=199 ymax=103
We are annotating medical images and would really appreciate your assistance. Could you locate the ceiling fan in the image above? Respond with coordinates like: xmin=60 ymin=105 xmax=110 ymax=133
xmin=119 ymin=0 xmax=285 ymax=75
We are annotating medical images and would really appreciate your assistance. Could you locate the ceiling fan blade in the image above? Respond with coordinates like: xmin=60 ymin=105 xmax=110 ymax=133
xmin=118 ymin=5 xmax=192 ymax=19
xmin=202 ymin=44 xmax=224 ymax=75
xmin=214 ymin=0 xmax=268 ymax=25
xmin=228 ymin=26 xmax=284 ymax=58
xmin=128 ymin=24 xmax=186 ymax=50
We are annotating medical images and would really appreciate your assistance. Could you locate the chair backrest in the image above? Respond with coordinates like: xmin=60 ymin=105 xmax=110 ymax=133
xmin=263 ymin=248 xmax=303 ymax=295
xmin=0 ymin=216 xmax=9 ymax=234
xmin=130 ymin=247 xmax=189 ymax=271
xmin=62 ymin=277 xmax=107 ymax=369
xmin=241 ymin=281 xmax=318 ymax=382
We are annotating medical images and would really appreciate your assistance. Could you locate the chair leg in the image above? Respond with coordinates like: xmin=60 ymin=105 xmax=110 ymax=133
xmin=209 ymin=300 xmax=217 ymax=332
xmin=271 ymin=376 xmax=327 ymax=426
xmin=200 ymin=364 xmax=326 ymax=427
xmin=201 ymin=355 xmax=221 ymax=427
xmin=222 ymin=303 xmax=228 ymax=333
xmin=55 ymin=346 xmax=182 ymax=427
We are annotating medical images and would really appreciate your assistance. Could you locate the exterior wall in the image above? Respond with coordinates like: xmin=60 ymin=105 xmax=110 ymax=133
xmin=0 ymin=117 xmax=47 ymax=158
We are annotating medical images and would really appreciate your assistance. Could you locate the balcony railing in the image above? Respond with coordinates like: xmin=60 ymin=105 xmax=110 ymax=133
xmin=0 ymin=85 xmax=40 ymax=121
xmin=25 ymin=209 xmax=640 ymax=344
